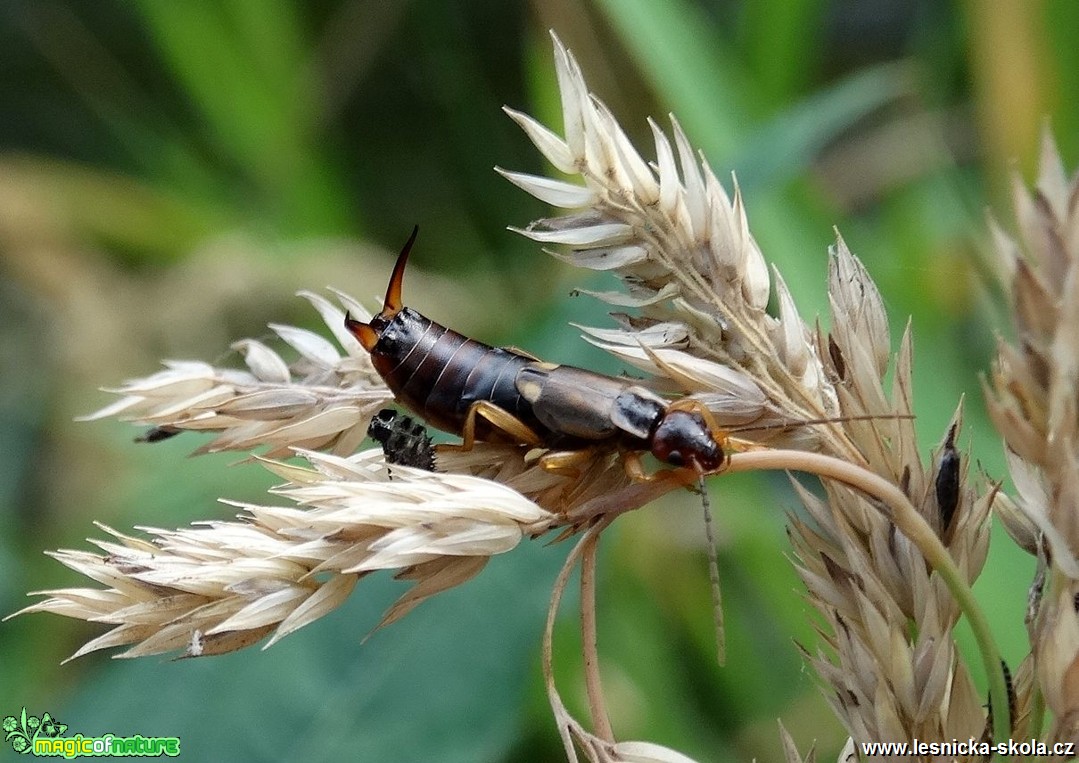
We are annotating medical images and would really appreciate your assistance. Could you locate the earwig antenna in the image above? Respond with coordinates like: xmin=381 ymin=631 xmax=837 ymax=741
xmin=699 ymin=475 xmax=726 ymax=667
xmin=718 ymin=411 xmax=916 ymax=436
xmin=778 ymin=412 xmax=915 ymax=427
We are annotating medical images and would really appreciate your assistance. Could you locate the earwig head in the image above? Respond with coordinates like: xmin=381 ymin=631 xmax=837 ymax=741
xmin=344 ymin=225 xmax=420 ymax=351
xmin=651 ymin=409 xmax=725 ymax=473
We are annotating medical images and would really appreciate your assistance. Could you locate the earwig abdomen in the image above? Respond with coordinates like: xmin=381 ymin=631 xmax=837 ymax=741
xmin=369 ymin=306 xmax=547 ymax=441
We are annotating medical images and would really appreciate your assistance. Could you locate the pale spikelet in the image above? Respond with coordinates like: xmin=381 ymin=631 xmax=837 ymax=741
xmin=985 ymin=131 xmax=1079 ymax=741
xmin=502 ymin=33 xmax=845 ymax=453
xmin=786 ymin=238 xmax=994 ymax=748
xmin=609 ymin=742 xmax=702 ymax=763
xmin=80 ymin=290 xmax=392 ymax=457
xmin=777 ymin=721 xmax=817 ymax=763
xmin=8 ymin=449 xmax=552 ymax=658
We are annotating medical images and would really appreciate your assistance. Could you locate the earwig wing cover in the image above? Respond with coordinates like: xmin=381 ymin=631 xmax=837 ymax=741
xmin=610 ymin=387 xmax=667 ymax=440
xmin=516 ymin=365 xmax=623 ymax=440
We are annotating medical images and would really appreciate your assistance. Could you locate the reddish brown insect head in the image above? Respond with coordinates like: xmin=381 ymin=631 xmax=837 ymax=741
xmin=345 ymin=225 xmax=420 ymax=351
xmin=650 ymin=409 xmax=725 ymax=474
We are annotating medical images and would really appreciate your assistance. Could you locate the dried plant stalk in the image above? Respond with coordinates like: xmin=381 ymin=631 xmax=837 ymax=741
xmin=985 ymin=131 xmax=1079 ymax=746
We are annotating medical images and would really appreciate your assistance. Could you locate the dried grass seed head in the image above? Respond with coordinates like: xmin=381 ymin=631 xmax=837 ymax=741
xmin=986 ymin=131 xmax=1079 ymax=731
xmin=10 ymin=449 xmax=553 ymax=659
xmin=986 ymin=132 xmax=1079 ymax=571
xmin=503 ymin=33 xmax=849 ymax=455
xmin=80 ymin=290 xmax=394 ymax=458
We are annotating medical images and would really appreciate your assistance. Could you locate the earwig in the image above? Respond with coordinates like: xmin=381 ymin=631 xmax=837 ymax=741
xmin=346 ymin=229 xmax=913 ymax=478
xmin=345 ymin=227 xmax=726 ymax=477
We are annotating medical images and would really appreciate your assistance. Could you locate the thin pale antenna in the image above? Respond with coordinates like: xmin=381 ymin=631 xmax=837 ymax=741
xmin=719 ymin=411 xmax=916 ymax=435
xmin=699 ymin=475 xmax=726 ymax=667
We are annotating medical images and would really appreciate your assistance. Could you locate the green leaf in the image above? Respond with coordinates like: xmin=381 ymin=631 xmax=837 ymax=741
xmin=131 ymin=0 xmax=352 ymax=235
xmin=732 ymin=63 xmax=910 ymax=188
xmin=738 ymin=0 xmax=824 ymax=106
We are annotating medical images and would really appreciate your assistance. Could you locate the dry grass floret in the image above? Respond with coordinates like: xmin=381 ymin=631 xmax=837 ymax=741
xmin=14 ymin=450 xmax=552 ymax=660
xmin=985 ymin=132 xmax=1079 ymax=747
xmin=78 ymin=290 xmax=392 ymax=457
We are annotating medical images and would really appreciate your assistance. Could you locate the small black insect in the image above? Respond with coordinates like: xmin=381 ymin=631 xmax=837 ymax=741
xmin=983 ymin=658 xmax=1017 ymax=742
xmin=935 ymin=423 xmax=961 ymax=538
xmin=367 ymin=408 xmax=437 ymax=471
xmin=136 ymin=426 xmax=181 ymax=444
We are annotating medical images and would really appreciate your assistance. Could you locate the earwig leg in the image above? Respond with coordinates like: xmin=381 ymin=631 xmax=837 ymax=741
xmin=538 ymin=449 xmax=594 ymax=479
xmin=455 ymin=400 xmax=543 ymax=451
xmin=724 ymin=435 xmax=770 ymax=454
xmin=622 ymin=451 xmax=648 ymax=481
xmin=621 ymin=450 xmax=679 ymax=483
xmin=668 ymin=397 xmax=721 ymax=430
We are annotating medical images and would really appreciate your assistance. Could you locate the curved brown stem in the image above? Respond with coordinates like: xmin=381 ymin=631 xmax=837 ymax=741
xmin=580 ymin=529 xmax=614 ymax=741
xmin=544 ymin=518 xmax=615 ymax=762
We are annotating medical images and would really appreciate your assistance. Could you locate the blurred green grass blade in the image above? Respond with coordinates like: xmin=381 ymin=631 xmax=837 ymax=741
xmin=222 ymin=0 xmax=308 ymax=95
xmin=1045 ymin=0 xmax=1079 ymax=160
xmin=593 ymin=0 xmax=753 ymax=164
xmin=120 ymin=121 xmax=243 ymax=224
xmin=131 ymin=0 xmax=352 ymax=236
xmin=17 ymin=3 xmax=239 ymax=230
xmin=596 ymin=0 xmax=905 ymax=192
xmin=411 ymin=6 xmax=525 ymax=249
xmin=733 ymin=62 xmax=911 ymax=189
xmin=132 ymin=0 xmax=303 ymax=178
xmin=3 ymin=156 xmax=222 ymax=258
xmin=738 ymin=0 xmax=824 ymax=107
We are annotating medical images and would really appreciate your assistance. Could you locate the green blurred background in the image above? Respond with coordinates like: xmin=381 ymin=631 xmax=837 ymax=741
xmin=1 ymin=1 xmax=1074 ymax=760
